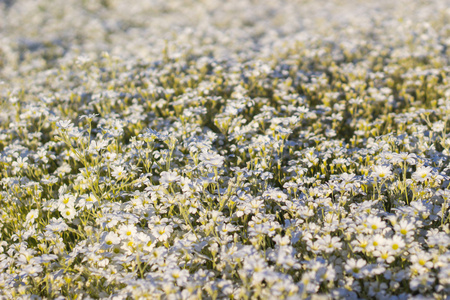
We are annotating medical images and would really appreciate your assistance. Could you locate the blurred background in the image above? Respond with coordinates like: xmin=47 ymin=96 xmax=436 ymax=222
xmin=1 ymin=0 xmax=449 ymax=80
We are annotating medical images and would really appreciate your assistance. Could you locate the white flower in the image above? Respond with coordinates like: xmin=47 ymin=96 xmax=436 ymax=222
xmin=160 ymin=171 xmax=181 ymax=185
xmin=152 ymin=225 xmax=173 ymax=241
xmin=88 ymin=139 xmax=109 ymax=154
xmin=45 ymin=218 xmax=69 ymax=232
xmin=351 ymin=234 xmax=369 ymax=252
xmin=104 ymin=232 xmax=121 ymax=247
xmin=77 ymin=193 xmax=98 ymax=209
xmin=412 ymin=166 xmax=433 ymax=182
xmin=265 ymin=188 xmax=288 ymax=202
xmin=56 ymin=119 xmax=73 ymax=131
xmin=112 ymin=165 xmax=127 ymax=180
xmin=12 ymin=157 xmax=29 ymax=173
xmin=61 ymin=207 xmax=76 ymax=221
xmin=432 ymin=121 xmax=445 ymax=132
xmin=391 ymin=152 xmax=417 ymax=165
xmin=217 ymin=223 xmax=237 ymax=235
xmin=103 ymin=151 xmax=117 ymax=162
xmin=387 ymin=235 xmax=405 ymax=253
xmin=345 ymin=258 xmax=367 ymax=279
xmin=164 ymin=267 xmax=190 ymax=286
xmin=316 ymin=235 xmax=342 ymax=253
xmin=373 ymin=247 xmax=395 ymax=264
xmin=394 ymin=219 xmax=416 ymax=237
xmin=438 ymin=265 xmax=450 ymax=286
xmin=367 ymin=234 xmax=386 ymax=252
xmin=372 ymin=165 xmax=392 ymax=180
xmin=58 ymin=194 xmax=76 ymax=210
xmin=26 ymin=209 xmax=39 ymax=224
xmin=410 ymin=272 xmax=434 ymax=291
xmin=20 ymin=265 xmax=43 ymax=277
xmin=273 ymin=234 xmax=291 ymax=246
xmin=118 ymin=224 xmax=137 ymax=239
xmin=199 ymin=151 xmax=224 ymax=168
xmin=364 ymin=216 xmax=386 ymax=232
xmin=410 ymin=251 xmax=433 ymax=269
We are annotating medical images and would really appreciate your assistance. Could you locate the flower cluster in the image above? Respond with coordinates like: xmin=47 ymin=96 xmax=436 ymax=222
xmin=1 ymin=0 xmax=450 ymax=299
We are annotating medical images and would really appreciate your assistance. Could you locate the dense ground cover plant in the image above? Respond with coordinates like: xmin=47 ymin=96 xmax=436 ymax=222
xmin=1 ymin=0 xmax=450 ymax=299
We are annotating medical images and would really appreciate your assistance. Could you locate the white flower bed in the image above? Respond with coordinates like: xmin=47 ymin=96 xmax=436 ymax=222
xmin=1 ymin=0 xmax=450 ymax=299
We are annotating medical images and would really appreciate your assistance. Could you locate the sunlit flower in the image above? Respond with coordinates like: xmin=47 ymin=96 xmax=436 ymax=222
xmin=152 ymin=225 xmax=173 ymax=241
xmin=394 ymin=219 xmax=416 ymax=238
xmin=112 ymin=165 xmax=127 ymax=180
xmin=364 ymin=216 xmax=386 ymax=232
xmin=345 ymin=258 xmax=367 ymax=279
xmin=118 ymin=224 xmax=137 ymax=239
xmin=412 ymin=166 xmax=433 ymax=182
xmin=199 ymin=151 xmax=224 ymax=168
xmin=160 ymin=171 xmax=181 ymax=185
xmin=388 ymin=235 xmax=405 ymax=254
xmin=77 ymin=193 xmax=98 ymax=209
xmin=104 ymin=232 xmax=121 ymax=247
xmin=26 ymin=209 xmax=39 ymax=224
xmin=61 ymin=207 xmax=77 ymax=221
xmin=372 ymin=165 xmax=392 ymax=180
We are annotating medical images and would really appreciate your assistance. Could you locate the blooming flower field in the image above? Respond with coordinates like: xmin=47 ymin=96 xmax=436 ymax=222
xmin=1 ymin=0 xmax=450 ymax=299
